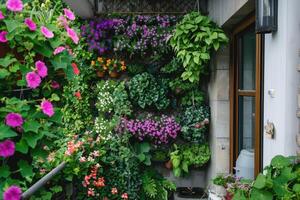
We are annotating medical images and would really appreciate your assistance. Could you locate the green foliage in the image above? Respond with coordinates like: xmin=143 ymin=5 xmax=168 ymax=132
xmin=170 ymin=144 xmax=211 ymax=177
xmin=180 ymin=105 xmax=210 ymax=143
xmin=170 ymin=12 xmax=228 ymax=82
xmin=160 ymin=58 xmax=182 ymax=74
xmin=134 ymin=142 xmax=152 ymax=166
xmin=180 ymin=90 xmax=205 ymax=107
xmin=113 ymin=82 xmax=132 ymax=116
xmin=151 ymin=149 xmax=169 ymax=162
xmin=140 ymin=169 xmax=176 ymax=200
xmin=128 ymin=72 xmax=170 ymax=110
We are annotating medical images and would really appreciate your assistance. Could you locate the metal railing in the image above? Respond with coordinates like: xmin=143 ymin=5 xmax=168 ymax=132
xmin=21 ymin=162 xmax=66 ymax=200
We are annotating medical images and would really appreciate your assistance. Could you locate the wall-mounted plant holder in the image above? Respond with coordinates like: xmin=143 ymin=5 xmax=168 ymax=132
xmin=264 ymin=121 xmax=275 ymax=139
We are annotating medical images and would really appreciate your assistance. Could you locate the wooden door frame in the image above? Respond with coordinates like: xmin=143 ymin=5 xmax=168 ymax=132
xmin=229 ymin=14 xmax=263 ymax=176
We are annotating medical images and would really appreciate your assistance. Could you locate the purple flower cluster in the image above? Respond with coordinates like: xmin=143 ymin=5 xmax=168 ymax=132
xmin=81 ymin=19 xmax=122 ymax=54
xmin=81 ymin=15 xmax=177 ymax=56
xmin=118 ymin=115 xmax=181 ymax=144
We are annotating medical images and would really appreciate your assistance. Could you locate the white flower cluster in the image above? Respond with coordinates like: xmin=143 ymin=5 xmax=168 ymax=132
xmin=95 ymin=81 xmax=114 ymax=113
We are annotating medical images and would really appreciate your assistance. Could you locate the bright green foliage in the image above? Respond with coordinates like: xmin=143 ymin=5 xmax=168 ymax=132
xmin=180 ymin=105 xmax=210 ymax=143
xmin=170 ymin=144 xmax=211 ymax=177
xmin=140 ymin=169 xmax=176 ymax=199
xmin=170 ymin=12 xmax=228 ymax=82
xmin=113 ymin=82 xmax=133 ymax=116
xmin=128 ymin=72 xmax=170 ymax=110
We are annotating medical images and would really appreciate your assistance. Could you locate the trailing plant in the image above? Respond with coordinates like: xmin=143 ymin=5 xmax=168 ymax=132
xmin=180 ymin=105 xmax=210 ymax=143
xmin=128 ymin=72 xmax=170 ymax=110
xmin=160 ymin=57 xmax=182 ymax=74
xmin=180 ymin=90 xmax=205 ymax=107
xmin=118 ymin=115 xmax=181 ymax=145
xmin=170 ymin=143 xmax=211 ymax=177
xmin=170 ymin=12 xmax=228 ymax=82
xmin=140 ymin=168 xmax=176 ymax=200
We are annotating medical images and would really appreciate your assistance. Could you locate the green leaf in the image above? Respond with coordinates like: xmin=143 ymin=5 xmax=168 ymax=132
xmin=293 ymin=184 xmax=300 ymax=193
xmin=18 ymin=160 xmax=33 ymax=178
xmin=253 ymin=174 xmax=267 ymax=189
xmin=139 ymin=142 xmax=150 ymax=153
xmin=23 ymin=132 xmax=43 ymax=148
xmin=0 ymin=55 xmax=17 ymax=67
xmin=4 ymin=20 xmax=22 ymax=32
xmin=15 ymin=139 xmax=29 ymax=154
xmin=0 ymin=69 xmax=10 ymax=79
xmin=0 ymin=124 xmax=18 ymax=140
xmin=271 ymin=155 xmax=291 ymax=169
xmin=33 ymin=42 xmax=53 ymax=58
xmin=23 ymin=120 xmax=41 ymax=133
xmin=51 ymin=93 xmax=60 ymax=101
xmin=250 ymin=188 xmax=273 ymax=200
xmin=0 ymin=166 xmax=10 ymax=178
xmin=137 ymin=153 xmax=146 ymax=162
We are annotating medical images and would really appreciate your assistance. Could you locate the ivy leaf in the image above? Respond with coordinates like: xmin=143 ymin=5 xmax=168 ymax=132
xmin=0 ymin=124 xmax=18 ymax=140
xmin=23 ymin=120 xmax=41 ymax=133
xmin=18 ymin=160 xmax=33 ymax=178
xmin=0 ymin=166 xmax=10 ymax=178
xmin=15 ymin=139 xmax=29 ymax=154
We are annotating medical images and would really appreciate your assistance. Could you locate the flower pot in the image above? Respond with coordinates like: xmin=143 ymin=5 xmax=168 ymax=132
xmin=96 ymin=70 xmax=105 ymax=78
xmin=109 ymin=71 xmax=119 ymax=78
xmin=56 ymin=69 xmax=66 ymax=77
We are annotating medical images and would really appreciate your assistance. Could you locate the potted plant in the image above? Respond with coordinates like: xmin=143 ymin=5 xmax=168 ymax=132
xmin=107 ymin=58 xmax=126 ymax=78
xmin=92 ymin=57 xmax=106 ymax=78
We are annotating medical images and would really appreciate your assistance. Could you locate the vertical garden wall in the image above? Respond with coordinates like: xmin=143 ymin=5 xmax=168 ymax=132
xmin=0 ymin=0 xmax=227 ymax=199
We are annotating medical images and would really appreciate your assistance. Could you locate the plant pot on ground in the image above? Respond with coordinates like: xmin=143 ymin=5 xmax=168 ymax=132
xmin=96 ymin=70 xmax=105 ymax=78
xmin=109 ymin=71 xmax=119 ymax=78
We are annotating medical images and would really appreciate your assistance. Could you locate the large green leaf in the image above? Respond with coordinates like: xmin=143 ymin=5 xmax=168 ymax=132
xmin=0 ymin=124 xmax=18 ymax=140
xmin=4 ymin=20 xmax=23 ymax=32
xmin=23 ymin=132 xmax=43 ymax=148
xmin=250 ymin=188 xmax=273 ymax=200
xmin=0 ymin=166 xmax=10 ymax=178
xmin=23 ymin=120 xmax=41 ymax=133
xmin=271 ymin=155 xmax=291 ymax=169
xmin=15 ymin=139 xmax=29 ymax=154
xmin=0 ymin=69 xmax=10 ymax=79
xmin=253 ymin=174 xmax=267 ymax=189
xmin=33 ymin=42 xmax=53 ymax=58
xmin=18 ymin=160 xmax=33 ymax=178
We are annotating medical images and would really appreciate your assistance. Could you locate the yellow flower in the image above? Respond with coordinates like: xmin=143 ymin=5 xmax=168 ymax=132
xmin=97 ymin=57 xmax=103 ymax=62
xmin=91 ymin=61 xmax=95 ymax=66
xmin=121 ymin=65 xmax=126 ymax=71
xmin=120 ymin=61 xmax=125 ymax=66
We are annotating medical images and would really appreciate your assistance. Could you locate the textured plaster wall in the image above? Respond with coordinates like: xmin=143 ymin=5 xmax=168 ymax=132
xmin=263 ymin=0 xmax=300 ymax=166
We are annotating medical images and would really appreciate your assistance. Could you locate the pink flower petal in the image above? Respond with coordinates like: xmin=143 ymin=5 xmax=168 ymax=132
xmin=35 ymin=61 xmax=48 ymax=78
xmin=6 ymin=0 xmax=23 ymax=12
xmin=53 ymin=46 xmax=66 ymax=55
xmin=26 ymin=71 xmax=41 ymax=89
xmin=41 ymin=100 xmax=54 ymax=117
xmin=0 ymin=140 xmax=15 ymax=158
xmin=66 ymin=27 xmax=79 ymax=44
xmin=63 ymin=8 xmax=75 ymax=21
xmin=0 ymin=11 xmax=5 ymax=20
xmin=0 ymin=31 xmax=8 ymax=43
xmin=3 ymin=185 xmax=22 ymax=200
xmin=41 ymin=26 xmax=54 ymax=39
xmin=24 ymin=18 xmax=36 ymax=31
xmin=5 ymin=113 xmax=23 ymax=128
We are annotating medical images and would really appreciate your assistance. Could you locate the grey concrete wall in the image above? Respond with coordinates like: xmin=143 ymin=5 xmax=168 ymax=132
xmin=207 ymin=46 xmax=231 ymax=183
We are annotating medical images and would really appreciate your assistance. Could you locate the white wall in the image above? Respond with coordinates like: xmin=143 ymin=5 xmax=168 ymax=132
xmin=263 ymin=0 xmax=300 ymax=166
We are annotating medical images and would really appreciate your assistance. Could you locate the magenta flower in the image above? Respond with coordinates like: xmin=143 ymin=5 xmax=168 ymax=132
xmin=41 ymin=100 xmax=54 ymax=117
xmin=51 ymin=81 xmax=60 ymax=89
xmin=53 ymin=46 xmax=66 ymax=55
xmin=35 ymin=61 xmax=48 ymax=78
xmin=6 ymin=0 xmax=23 ymax=12
xmin=0 ymin=31 xmax=8 ymax=43
xmin=66 ymin=27 xmax=79 ymax=44
xmin=41 ymin=26 xmax=54 ymax=38
xmin=0 ymin=11 xmax=5 ymax=20
xmin=26 ymin=72 xmax=41 ymax=89
xmin=0 ymin=140 xmax=15 ymax=158
xmin=63 ymin=8 xmax=75 ymax=21
xmin=5 ymin=113 xmax=23 ymax=128
xmin=3 ymin=185 xmax=22 ymax=200
xmin=24 ymin=18 xmax=36 ymax=31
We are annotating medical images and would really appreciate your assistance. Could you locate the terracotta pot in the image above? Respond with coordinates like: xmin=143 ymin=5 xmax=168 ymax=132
xmin=56 ymin=69 xmax=66 ymax=77
xmin=96 ymin=70 xmax=105 ymax=78
xmin=109 ymin=71 xmax=119 ymax=78
xmin=165 ymin=160 xmax=173 ymax=169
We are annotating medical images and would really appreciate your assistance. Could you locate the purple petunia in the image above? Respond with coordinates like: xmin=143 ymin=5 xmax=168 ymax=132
xmin=41 ymin=26 xmax=54 ymax=38
xmin=3 ymin=185 xmax=22 ymax=200
xmin=35 ymin=61 xmax=48 ymax=78
xmin=0 ymin=31 xmax=8 ymax=43
xmin=66 ymin=27 xmax=79 ymax=44
xmin=0 ymin=140 xmax=15 ymax=158
xmin=5 ymin=113 xmax=23 ymax=128
xmin=0 ymin=11 xmax=5 ymax=20
xmin=63 ymin=8 xmax=75 ymax=21
xmin=24 ymin=18 xmax=36 ymax=31
xmin=26 ymin=72 xmax=41 ymax=89
xmin=53 ymin=46 xmax=66 ymax=55
xmin=40 ymin=100 xmax=54 ymax=117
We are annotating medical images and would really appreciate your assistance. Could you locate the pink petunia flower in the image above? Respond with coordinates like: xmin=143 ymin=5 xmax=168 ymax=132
xmin=57 ymin=15 xmax=68 ymax=28
xmin=0 ymin=140 xmax=15 ymax=158
xmin=51 ymin=81 xmax=60 ymax=89
xmin=41 ymin=26 xmax=54 ymax=38
xmin=3 ymin=185 xmax=22 ymax=200
xmin=0 ymin=11 xmax=5 ymax=20
xmin=26 ymin=72 xmax=41 ymax=89
xmin=66 ymin=27 xmax=79 ymax=44
xmin=24 ymin=18 xmax=36 ymax=31
xmin=35 ymin=61 xmax=48 ymax=78
xmin=5 ymin=113 xmax=23 ymax=128
xmin=6 ymin=0 xmax=23 ymax=12
xmin=121 ymin=193 xmax=128 ymax=199
xmin=71 ymin=63 xmax=80 ymax=75
xmin=63 ymin=8 xmax=75 ymax=21
xmin=0 ymin=31 xmax=8 ymax=43
xmin=40 ymin=100 xmax=54 ymax=117
xmin=53 ymin=46 xmax=66 ymax=55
